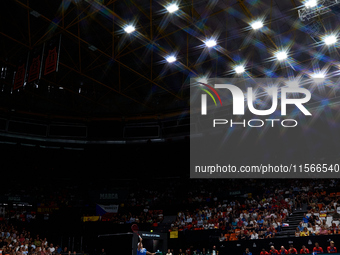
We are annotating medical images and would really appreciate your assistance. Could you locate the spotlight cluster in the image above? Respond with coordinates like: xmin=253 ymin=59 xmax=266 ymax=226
xmin=117 ymin=1 xmax=338 ymax=75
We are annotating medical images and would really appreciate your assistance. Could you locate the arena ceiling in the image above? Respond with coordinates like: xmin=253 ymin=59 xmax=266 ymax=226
xmin=1 ymin=0 xmax=340 ymax=121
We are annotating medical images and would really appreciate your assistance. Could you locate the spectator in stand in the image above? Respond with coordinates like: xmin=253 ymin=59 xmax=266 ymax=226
xmin=269 ymin=224 xmax=276 ymax=235
xmin=272 ymin=220 xmax=281 ymax=233
xmin=41 ymin=247 xmax=48 ymax=255
xmin=257 ymin=217 xmax=264 ymax=226
xmin=299 ymin=245 xmax=309 ymax=254
xmin=321 ymin=219 xmax=329 ymax=229
xmin=260 ymin=248 xmax=269 ymax=255
xmin=48 ymin=244 xmax=55 ymax=253
xmin=294 ymin=194 xmax=302 ymax=210
xmin=297 ymin=222 xmax=304 ymax=232
xmin=300 ymin=227 xmax=309 ymax=236
xmin=308 ymin=214 xmax=315 ymax=226
xmin=166 ymin=249 xmax=172 ymax=255
xmin=197 ymin=217 xmax=203 ymax=228
xmin=288 ymin=245 xmax=297 ymax=254
xmin=56 ymin=245 xmax=62 ymax=254
xmin=226 ymin=223 xmax=233 ymax=233
xmin=332 ymin=209 xmax=340 ymax=221
xmin=237 ymin=218 xmax=243 ymax=228
xmin=295 ymin=227 xmax=300 ymax=237
xmin=315 ymin=216 xmax=321 ymax=226
xmin=178 ymin=249 xmax=185 ymax=255
xmin=310 ymin=225 xmax=318 ymax=236
xmin=99 ymin=248 xmax=106 ymax=255
xmin=330 ymin=222 xmax=338 ymax=234
xmin=327 ymin=241 xmax=337 ymax=253
xmin=218 ymin=233 xmax=226 ymax=242
xmin=319 ymin=225 xmax=329 ymax=235
xmin=243 ymin=248 xmax=252 ymax=255
xmin=42 ymin=238 xmax=48 ymax=247
xmin=258 ymin=229 xmax=265 ymax=239
xmin=237 ymin=230 xmax=245 ymax=240
xmin=302 ymin=214 xmax=309 ymax=224
xmin=34 ymin=238 xmax=41 ymax=248
xmin=250 ymin=231 xmax=258 ymax=240
xmin=269 ymin=246 xmax=279 ymax=255
xmin=313 ymin=242 xmax=324 ymax=254
xmin=279 ymin=246 xmax=288 ymax=255
xmin=231 ymin=220 xmax=237 ymax=229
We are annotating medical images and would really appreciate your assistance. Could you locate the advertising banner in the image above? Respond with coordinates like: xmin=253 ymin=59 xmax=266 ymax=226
xmin=96 ymin=204 xmax=119 ymax=216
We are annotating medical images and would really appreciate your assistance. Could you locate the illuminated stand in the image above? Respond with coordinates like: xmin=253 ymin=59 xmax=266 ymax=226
xmin=132 ymin=231 xmax=167 ymax=255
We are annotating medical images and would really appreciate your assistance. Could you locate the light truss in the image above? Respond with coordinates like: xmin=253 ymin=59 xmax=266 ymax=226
xmin=298 ymin=0 xmax=339 ymax=21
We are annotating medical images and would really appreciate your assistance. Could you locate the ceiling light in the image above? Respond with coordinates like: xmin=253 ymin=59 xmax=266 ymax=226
xmin=205 ymin=39 xmax=217 ymax=48
xmin=251 ymin=20 xmax=263 ymax=30
xmin=323 ymin=35 xmax=337 ymax=46
xmin=124 ymin=25 xmax=135 ymax=34
xmin=166 ymin=55 xmax=176 ymax=63
xmin=304 ymin=0 xmax=317 ymax=8
xmin=197 ymin=77 xmax=208 ymax=84
xmin=275 ymin=51 xmax=288 ymax=61
xmin=234 ymin=65 xmax=245 ymax=74
xmin=166 ymin=3 xmax=179 ymax=13
xmin=311 ymin=73 xmax=325 ymax=78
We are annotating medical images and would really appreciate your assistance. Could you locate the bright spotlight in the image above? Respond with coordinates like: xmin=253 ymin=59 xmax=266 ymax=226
xmin=251 ymin=20 xmax=263 ymax=30
xmin=205 ymin=39 xmax=217 ymax=48
xmin=166 ymin=3 xmax=179 ymax=13
xmin=275 ymin=51 xmax=288 ymax=61
xmin=323 ymin=35 xmax=337 ymax=46
xmin=197 ymin=77 xmax=208 ymax=84
xmin=311 ymin=72 xmax=325 ymax=78
xmin=264 ymin=86 xmax=278 ymax=95
xmin=124 ymin=25 xmax=135 ymax=34
xmin=304 ymin=0 xmax=317 ymax=8
xmin=285 ymin=80 xmax=300 ymax=88
xmin=234 ymin=65 xmax=245 ymax=74
xmin=166 ymin=55 xmax=176 ymax=63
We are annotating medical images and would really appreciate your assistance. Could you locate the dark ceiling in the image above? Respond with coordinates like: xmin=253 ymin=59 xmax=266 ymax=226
xmin=1 ymin=0 xmax=340 ymax=120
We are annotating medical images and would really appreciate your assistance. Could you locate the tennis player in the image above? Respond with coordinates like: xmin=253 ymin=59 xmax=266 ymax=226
xmin=137 ymin=236 xmax=156 ymax=255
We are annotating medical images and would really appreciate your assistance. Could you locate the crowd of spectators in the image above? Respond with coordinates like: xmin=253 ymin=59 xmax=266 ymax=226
xmin=168 ymin=179 xmax=340 ymax=242
xmin=0 ymin=223 xmax=81 ymax=255
xmin=1 ymin=176 xmax=340 ymax=255
xmin=28 ymin=177 xmax=339 ymax=239
xmin=166 ymin=245 xmax=219 ymax=255
xmin=170 ymin=196 xmax=290 ymax=239
xmin=293 ymin=188 xmax=340 ymax=237
xmin=2 ymin=177 xmax=340 ymax=239
xmin=100 ymin=210 xmax=164 ymax=227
